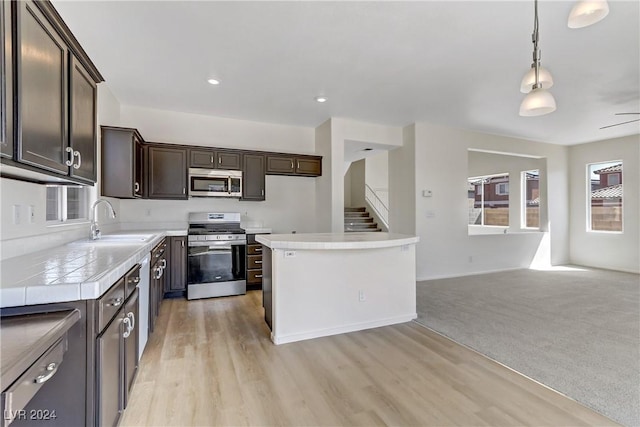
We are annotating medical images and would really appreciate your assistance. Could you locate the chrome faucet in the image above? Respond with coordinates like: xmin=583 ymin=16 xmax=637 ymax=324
xmin=90 ymin=199 xmax=117 ymax=240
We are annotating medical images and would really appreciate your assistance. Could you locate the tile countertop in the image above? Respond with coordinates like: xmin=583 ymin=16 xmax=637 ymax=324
xmin=0 ymin=230 xmax=187 ymax=308
xmin=256 ymin=232 xmax=419 ymax=250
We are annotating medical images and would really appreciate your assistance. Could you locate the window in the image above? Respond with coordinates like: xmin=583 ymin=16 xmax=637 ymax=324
xmin=46 ymin=185 xmax=89 ymax=224
xmin=587 ymin=161 xmax=622 ymax=232
xmin=468 ymin=173 xmax=509 ymax=227
xmin=522 ymin=170 xmax=540 ymax=229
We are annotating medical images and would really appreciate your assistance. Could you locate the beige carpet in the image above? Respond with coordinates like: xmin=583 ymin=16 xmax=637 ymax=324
xmin=415 ymin=266 xmax=640 ymax=427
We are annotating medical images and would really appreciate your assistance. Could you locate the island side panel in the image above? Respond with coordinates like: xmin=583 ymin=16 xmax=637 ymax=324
xmin=262 ymin=247 xmax=273 ymax=330
xmin=270 ymin=245 xmax=417 ymax=344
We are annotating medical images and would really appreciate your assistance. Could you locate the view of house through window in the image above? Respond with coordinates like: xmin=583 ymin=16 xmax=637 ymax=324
xmin=46 ymin=185 xmax=89 ymax=223
xmin=588 ymin=161 xmax=623 ymax=232
xmin=467 ymin=173 xmax=509 ymax=226
xmin=522 ymin=170 xmax=540 ymax=228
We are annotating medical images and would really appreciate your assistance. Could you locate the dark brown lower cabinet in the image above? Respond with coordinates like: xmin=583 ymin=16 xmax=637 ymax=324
xmin=167 ymin=236 xmax=187 ymax=293
xmin=96 ymin=306 xmax=123 ymax=427
xmin=246 ymin=233 xmax=268 ymax=289
xmin=123 ymin=288 xmax=139 ymax=409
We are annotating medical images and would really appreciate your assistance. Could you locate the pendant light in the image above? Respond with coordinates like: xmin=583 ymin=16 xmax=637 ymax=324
xmin=568 ymin=0 xmax=609 ymax=29
xmin=519 ymin=0 xmax=556 ymax=117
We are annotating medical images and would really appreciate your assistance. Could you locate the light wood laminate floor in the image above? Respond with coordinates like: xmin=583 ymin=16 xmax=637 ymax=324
xmin=120 ymin=291 xmax=617 ymax=426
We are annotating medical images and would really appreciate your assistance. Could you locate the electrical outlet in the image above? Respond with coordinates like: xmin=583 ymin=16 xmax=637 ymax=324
xmin=358 ymin=290 xmax=366 ymax=302
xmin=284 ymin=250 xmax=296 ymax=258
xmin=28 ymin=205 xmax=35 ymax=223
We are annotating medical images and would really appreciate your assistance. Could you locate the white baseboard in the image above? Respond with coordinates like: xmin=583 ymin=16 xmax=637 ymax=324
xmin=271 ymin=313 xmax=417 ymax=345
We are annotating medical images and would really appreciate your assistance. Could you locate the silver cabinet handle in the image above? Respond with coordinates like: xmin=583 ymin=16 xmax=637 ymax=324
xmin=123 ymin=316 xmax=131 ymax=338
xmin=210 ymin=155 xmax=214 ymax=164
xmin=128 ymin=311 xmax=135 ymax=332
xmin=128 ymin=276 xmax=140 ymax=285
xmin=182 ymin=188 xmax=186 ymax=195
xmin=218 ymin=156 xmax=222 ymax=165
xmin=297 ymin=160 xmax=300 ymax=170
xmin=160 ymin=259 xmax=167 ymax=269
xmin=255 ymin=260 xmax=262 ymax=264
xmin=255 ymin=274 xmax=263 ymax=278
xmin=34 ymin=362 xmax=59 ymax=384
xmin=290 ymin=160 xmax=293 ymax=169
xmin=134 ymin=182 xmax=140 ymax=193
xmin=255 ymin=247 xmax=262 ymax=252
xmin=182 ymin=240 xmax=184 ymax=248
xmin=157 ymin=267 xmax=164 ymax=279
xmin=107 ymin=297 xmax=124 ymax=307
xmin=261 ymin=189 xmax=264 ymax=196
xmin=65 ymin=147 xmax=74 ymax=166
xmin=73 ymin=151 xmax=82 ymax=169
xmin=154 ymin=267 xmax=162 ymax=279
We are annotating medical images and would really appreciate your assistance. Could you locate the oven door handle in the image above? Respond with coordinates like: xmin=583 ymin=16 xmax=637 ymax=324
xmin=188 ymin=241 xmax=246 ymax=248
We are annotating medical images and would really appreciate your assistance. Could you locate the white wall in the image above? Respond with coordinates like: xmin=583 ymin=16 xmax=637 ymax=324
xmin=118 ymin=105 xmax=317 ymax=233
xmin=569 ymin=135 xmax=639 ymax=273
xmin=388 ymin=125 xmax=416 ymax=235
xmin=349 ymin=159 xmax=366 ymax=209
xmin=343 ymin=165 xmax=352 ymax=207
xmin=0 ymin=83 xmax=122 ymax=260
xmin=398 ymin=122 xmax=569 ymax=281
xmin=365 ymin=150 xmax=388 ymax=191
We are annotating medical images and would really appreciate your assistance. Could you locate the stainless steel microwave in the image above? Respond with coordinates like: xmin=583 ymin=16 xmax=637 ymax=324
xmin=189 ymin=168 xmax=242 ymax=197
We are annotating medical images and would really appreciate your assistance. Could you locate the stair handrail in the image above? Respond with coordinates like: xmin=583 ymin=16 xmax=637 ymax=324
xmin=365 ymin=184 xmax=389 ymax=228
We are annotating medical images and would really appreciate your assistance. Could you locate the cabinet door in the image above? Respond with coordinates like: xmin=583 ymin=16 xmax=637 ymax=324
xmin=0 ymin=0 xmax=13 ymax=159
xmin=134 ymin=136 xmax=144 ymax=197
xmin=149 ymin=265 xmax=158 ymax=333
xmin=215 ymin=151 xmax=241 ymax=170
xmin=169 ymin=237 xmax=186 ymax=292
xmin=16 ymin=0 xmax=69 ymax=174
xmin=266 ymin=155 xmax=295 ymax=175
xmin=96 ymin=311 xmax=123 ymax=427
xmin=69 ymin=56 xmax=97 ymax=182
xmin=242 ymin=154 xmax=265 ymax=201
xmin=190 ymin=149 xmax=214 ymax=168
xmin=123 ymin=289 xmax=139 ymax=409
xmin=295 ymin=157 xmax=322 ymax=176
xmin=147 ymin=146 xmax=188 ymax=199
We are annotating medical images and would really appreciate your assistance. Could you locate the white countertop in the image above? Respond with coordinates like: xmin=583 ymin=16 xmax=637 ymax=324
xmin=255 ymin=232 xmax=419 ymax=250
xmin=244 ymin=227 xmax=272 ymax=234
xmin=0 ymin=230 xmax=186 ymax=308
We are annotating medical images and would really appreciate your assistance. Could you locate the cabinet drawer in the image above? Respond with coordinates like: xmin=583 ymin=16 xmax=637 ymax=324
xmin=247 ymin=255 xmax=263 ymax=270
xmin=151 ymin=239 xmax=167 ymax=261
xmin=97 ymin=277 xmax=126 ymax=332
xmin=1 ymin=337 xmax=66 ymax=426
xmin=247 ymin=244 xmax=263 ymax=255
xmin=247 ymin=269 xmax=263 ymax=285
xmin=124 ymin=264 xmax=141 ymax=299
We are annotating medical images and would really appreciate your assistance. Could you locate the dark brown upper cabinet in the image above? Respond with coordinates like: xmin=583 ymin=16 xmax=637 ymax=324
xmin=147 ymin=144 xmax=188 ymax=199
xmin=69 ymin=57 xmax=97 ymax=183
xmin=190 ymin=148 xmax=241 ymax=170
xmin=8 ymin=0 xmax=103 ymax=184
xmin=266 ymin=154 xmax=322 ymax=177
xmin=242 ymin=153 xmax=265 ymax=201
xmin=101 ymin=126 xmax=145 ymax=198
xmin=16 ymin=0 xmax=69 ymax=175
xmin=0 ymin=0 xmax=13 ymax=159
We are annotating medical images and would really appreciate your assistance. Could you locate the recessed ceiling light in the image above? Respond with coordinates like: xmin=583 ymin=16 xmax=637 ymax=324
xmin=207 ymin=79 xmax=220 ymax=85
xmin=315 ymin=96 xmax=327 ymax=103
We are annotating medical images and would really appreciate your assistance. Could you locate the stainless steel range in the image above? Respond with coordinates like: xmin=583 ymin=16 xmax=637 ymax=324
xmin=187 ymin=212 xmax=246 ymax=300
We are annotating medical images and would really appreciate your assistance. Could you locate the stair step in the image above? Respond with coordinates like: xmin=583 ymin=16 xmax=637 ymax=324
xmin=344 ymin=207 xmax=366 ymax=212
xmin=344 ymin=212 xmax=370 ymax=218
xmin=344 ymin=217 xmax=374 ymax=223
xmin=345 ymin=228 xmax=382 ymax=232
xmin=346 ymin=223 xmax=379 ymax=229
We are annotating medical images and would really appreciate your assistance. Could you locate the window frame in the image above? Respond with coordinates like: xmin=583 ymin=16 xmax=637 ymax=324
xmin=45 ymin=185 xmax=90 ymax=226
xmin=521 ymin=169 xmax=540 ymax=230
xmin=468 ymin=172 xmax=510 ymax=229
xmin=586 ymin=160 xmax=623 ymax=234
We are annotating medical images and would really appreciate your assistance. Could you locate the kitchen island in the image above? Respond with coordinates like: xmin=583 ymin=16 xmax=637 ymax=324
xmin=256 ymin=232 xmax=419 ymax=345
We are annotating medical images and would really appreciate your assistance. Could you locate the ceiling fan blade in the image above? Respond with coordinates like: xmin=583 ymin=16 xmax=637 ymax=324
xmin=614 ymin=112 xmax=640 ymax=116
xmin=599 ymin=119 xmax=640 ymax=130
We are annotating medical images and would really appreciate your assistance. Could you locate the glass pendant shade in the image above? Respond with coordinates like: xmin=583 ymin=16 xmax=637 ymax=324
xmin=519 ymin=88 xmax=557 ymax=116
xmin=520 ymin=66 xmax=554 ymax=93
xmin=568 ymin=0 xmax=609 ymax=28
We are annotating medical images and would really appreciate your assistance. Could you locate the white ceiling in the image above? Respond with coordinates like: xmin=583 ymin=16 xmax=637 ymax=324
xmin=53 ymin=1 xmax=640 ymax=146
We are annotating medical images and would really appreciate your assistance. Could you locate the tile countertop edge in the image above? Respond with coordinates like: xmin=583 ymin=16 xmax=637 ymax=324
xmin=0 ymin=230 xmax=185 ymax=308
xmin=255 ymin=232 xmax=419 ymax=250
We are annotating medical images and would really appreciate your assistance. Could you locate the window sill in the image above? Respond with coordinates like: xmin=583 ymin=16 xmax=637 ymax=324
xmin=46 ymin=220 xmax=90 ymax=229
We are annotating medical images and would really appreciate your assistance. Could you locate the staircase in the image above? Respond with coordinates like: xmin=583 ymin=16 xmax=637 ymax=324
xmin=344 ymin=207 xmax=382 ymax=232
